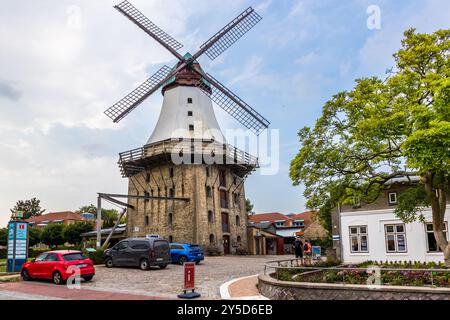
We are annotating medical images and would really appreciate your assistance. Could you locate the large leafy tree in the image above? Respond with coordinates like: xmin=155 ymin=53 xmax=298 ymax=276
xmin=77 ymin=204 xmax=119 ymax=228
xmin=62 ymin=222 xmax=94 ymax=245
xmin=10 ymin=198 xmax=45 ymax=219
xmin=40 ymin=224 xmax=65 ymax=248
xmin=28 ymin=228 xmax=42 ymax=247
xmin=245 ymin=198 xmax=255 ymax=216
xmin=290 ymin=29 xmax=450 ymax=266
xmin=0 ymin=228 xmax=7 ymax=246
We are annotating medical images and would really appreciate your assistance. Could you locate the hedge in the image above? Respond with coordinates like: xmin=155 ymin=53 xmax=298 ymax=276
xmin=83 ymin=249 xmax=105 ymax=265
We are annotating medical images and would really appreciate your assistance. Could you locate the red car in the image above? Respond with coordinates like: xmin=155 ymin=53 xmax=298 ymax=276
xmin=20 ymin=250 xmax=95 ymax=285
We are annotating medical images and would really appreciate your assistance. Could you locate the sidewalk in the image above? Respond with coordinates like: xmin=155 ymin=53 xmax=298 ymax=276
xmin=220 ymin=275 xmax=268 ymax=300
xmin=0 ymin=282 xmax=169 ymax=300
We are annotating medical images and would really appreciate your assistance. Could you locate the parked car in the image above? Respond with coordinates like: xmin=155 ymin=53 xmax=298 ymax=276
xmin=20 ymin=250 xmax=95 ymax=285
xmin=169 ymin=243 xmax=204 ymax=265
xmin=103 ymin=237 xmax=171 ymax=270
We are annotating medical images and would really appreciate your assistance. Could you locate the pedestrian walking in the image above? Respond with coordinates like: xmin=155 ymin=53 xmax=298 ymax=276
xmin=293 ymin=237 xmax=304 ymax=266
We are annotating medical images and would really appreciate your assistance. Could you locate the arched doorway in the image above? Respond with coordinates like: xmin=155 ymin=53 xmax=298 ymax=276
xmin=223 ymin=235 xmax=230 ymax=254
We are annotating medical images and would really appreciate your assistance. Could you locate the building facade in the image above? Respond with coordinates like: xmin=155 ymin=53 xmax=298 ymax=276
xmin=332 ymin=178 xmax=450 ymax=263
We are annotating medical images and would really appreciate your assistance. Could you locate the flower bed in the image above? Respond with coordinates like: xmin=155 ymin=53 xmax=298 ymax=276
xmin=276 ymin=261 xmax=450 ymax=288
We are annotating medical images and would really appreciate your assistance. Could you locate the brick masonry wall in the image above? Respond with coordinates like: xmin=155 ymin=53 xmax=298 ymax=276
xmin=258 ymin=275 xmax=450 ymax=300
xmin=125 ymin=163 xmax=248 ymax=255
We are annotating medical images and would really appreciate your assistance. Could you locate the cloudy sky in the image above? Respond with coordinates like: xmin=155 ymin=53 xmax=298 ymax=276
xmin=1 ymin=0 xmax=449 ymax=227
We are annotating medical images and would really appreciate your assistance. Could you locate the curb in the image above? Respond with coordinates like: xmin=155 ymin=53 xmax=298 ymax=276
xmin=219 ymin=274 xmax=269 ymax=300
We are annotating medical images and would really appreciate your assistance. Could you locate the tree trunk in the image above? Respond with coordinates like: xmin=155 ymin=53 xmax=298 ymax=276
xmin=423 ymin=173 xmax=449 ymax=267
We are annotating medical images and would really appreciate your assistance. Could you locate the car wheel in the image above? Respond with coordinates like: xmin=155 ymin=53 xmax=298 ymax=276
xmin=105 ymin=258 xmax=114 ymax=268
xmin=178 ymin=256 xmax=187 ymax=265
xmin=82 ymin=275 xmax=94 ymax=282
xmin=140 ymin=259 xmax=150 ymax=270
xmin=159 ymin=264 xmax=167 ymax=269
xmin=52 ymin=271 xmax=64 ymax=285
xmin=21 ymin=269 xmax=31 ymax=281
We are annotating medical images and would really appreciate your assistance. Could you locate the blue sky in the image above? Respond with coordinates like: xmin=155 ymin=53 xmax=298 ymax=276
xmin=1 ymin=0 xmax=449 ymax=227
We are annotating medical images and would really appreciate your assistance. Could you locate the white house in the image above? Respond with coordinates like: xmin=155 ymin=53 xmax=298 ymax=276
xmin=333 ymin=177 xmax=449 ymax=264
xmin=340 ymin=206 xmax=449 ymax=264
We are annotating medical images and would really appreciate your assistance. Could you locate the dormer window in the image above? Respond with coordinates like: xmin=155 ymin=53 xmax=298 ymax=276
xmin=388 ymin=192 xmax=398 ymax=205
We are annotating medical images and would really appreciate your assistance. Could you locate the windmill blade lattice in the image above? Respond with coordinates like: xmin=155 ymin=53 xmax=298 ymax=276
xmin=196 ymin=73 xmax=270 ymax=135
xmin=115 ymin=0 xmax=184 ymax=60
xmin=105 ymin=65 xmax=173 ymax=123
xmin=199 ymin=7 xmax=262 ymax=61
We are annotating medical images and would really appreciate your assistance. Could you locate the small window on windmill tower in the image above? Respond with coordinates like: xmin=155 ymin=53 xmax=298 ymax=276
xmin=189 ymin=124 xmax=194 ymax=131
xmin=169 ymin=167 xmax=174 ymax=178
xmin=145 ymin=172 xmax=150 ymax=183
xmin=144 ymin=191 xmax=150 ymax=202
xmin=145 ymin=216 xmax=149 ymax=226
xmin=187 ymin=98 xmax=193 ymax=104
xmin=169 ymin=188 xmax=175 ymax=198
xmin=188 ymin=111 xmax=193 ymax=117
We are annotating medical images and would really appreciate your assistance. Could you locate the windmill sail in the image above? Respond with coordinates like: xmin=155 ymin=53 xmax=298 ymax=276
xmin=105 ymin=65 xmax=173 ymax=123
xmin=115 ymin=0 xmax=184 ymax=60
xmin=198 ymin=7 xmax=262 ymax=61
xmin=196 ymin=73 xmax=270 ymax=135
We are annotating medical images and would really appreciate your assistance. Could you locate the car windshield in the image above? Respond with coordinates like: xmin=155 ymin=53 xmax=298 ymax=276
xmin=63 ymin=253 xmax=87 ymax=261
xmin=189 ymin=245 xmax=200 ymax=249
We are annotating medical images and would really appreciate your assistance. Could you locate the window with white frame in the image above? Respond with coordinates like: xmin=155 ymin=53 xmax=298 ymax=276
xmin=293 ymin=220 xmax=305 ymax=227
xmin=388 ymin=192 xmax=398 ymax=205
xmin=349 ymin=225 xmax=368 ymax=253
xmin=275 ymin=221 xmax=285 ymax=227
xmin=385 ymin=224 xmax=407 ymax=253
xmin=425 ymin=222 xmax=448 ymax=252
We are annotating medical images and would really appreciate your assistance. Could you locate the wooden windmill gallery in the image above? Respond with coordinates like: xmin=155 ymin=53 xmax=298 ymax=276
xmin=96 ymin=1 xmax=270 ymax=255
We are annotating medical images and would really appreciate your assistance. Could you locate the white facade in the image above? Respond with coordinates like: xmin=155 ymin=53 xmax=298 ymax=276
xmin=340 ymin=205 xmax=450 ymax=264
xmin=147 ymin=86 xmax=226 ymax=144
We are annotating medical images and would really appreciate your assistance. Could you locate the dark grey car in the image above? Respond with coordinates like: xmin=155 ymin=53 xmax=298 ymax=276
xmin=103 ymin=237 xmax=171 ymax=270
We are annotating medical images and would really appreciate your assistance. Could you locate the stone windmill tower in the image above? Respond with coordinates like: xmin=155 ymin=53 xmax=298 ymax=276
xmin=104 ymin=1 xmax=269 ymax=255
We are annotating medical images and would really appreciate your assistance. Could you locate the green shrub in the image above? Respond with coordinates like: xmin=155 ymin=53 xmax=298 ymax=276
xmin=29 ymin=248 xmax=47 ymax=258
xmin=0 ymin=248 xmax=6 ymax=259
xmin=83 ymin=248 xmax=104 ymax=265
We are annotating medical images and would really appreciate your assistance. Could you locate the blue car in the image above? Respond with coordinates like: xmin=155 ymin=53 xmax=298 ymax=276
xmin=169 ymin=243 xmax=204 ymax=265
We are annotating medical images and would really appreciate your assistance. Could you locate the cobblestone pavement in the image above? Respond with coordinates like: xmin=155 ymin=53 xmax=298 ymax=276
xmin=83 ymin=255 xmax=284 ymax=299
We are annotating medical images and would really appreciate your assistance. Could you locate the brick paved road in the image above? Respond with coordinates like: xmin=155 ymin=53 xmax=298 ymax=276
xmin=0 ymin=256 xmax=285 ymax=300
xmin=84 ymin=255 xmax=283 ymax=299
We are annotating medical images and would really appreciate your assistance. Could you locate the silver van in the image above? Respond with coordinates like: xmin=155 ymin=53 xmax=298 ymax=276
xmin=103 ymin=237 xmax=171 ymax=270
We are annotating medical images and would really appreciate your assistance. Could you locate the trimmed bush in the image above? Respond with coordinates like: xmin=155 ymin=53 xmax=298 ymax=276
xmin=83 ymin=248 xmax=105 ymax=265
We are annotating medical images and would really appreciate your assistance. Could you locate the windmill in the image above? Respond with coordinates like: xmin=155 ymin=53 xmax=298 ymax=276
xmin=104 ymin=0 xmax=269 ymax=135
xmin=103 ymin=1 xmax=269 ymax=253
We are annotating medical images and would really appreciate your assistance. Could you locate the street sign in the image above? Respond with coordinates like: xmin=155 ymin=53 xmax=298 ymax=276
xmin=7 ymin=221 xmax=29 ymax=273
xmin=332 ymin=234 xmax=340 ymax=241
xmin=177 ymin=262 xmax=200 ymax=299
xmin=184 ymin=262 xmax=195 ymax=290
xmin=16 ymin=211 xmax=24 ymax=219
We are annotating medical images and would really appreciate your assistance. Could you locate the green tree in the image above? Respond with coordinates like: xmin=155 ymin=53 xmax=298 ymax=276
xmin=62 ymin=222 xmax=93 ymax=245
xmin=28 ymin=228 xmax=42 ymax=247
xmin=0 ymin=228 xmax=7 ymax=246
xmin=290 ymin=29 xmax=450 ymax=266
xmin=10 ymin=197 xmax=45 ymax=219
xmin=245 ymin=198 xmax=254 ymax=216
xmin=40 ymin=224 xmax=65 ymax=248
xmin=77 ymin=204 xmax=119 ymax=228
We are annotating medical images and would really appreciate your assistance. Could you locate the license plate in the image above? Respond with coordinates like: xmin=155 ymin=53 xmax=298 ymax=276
xmin=156 ymin=258 xmax=163 ymax=261
xmin=77 ymin=264 xmax=87 ymax=268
